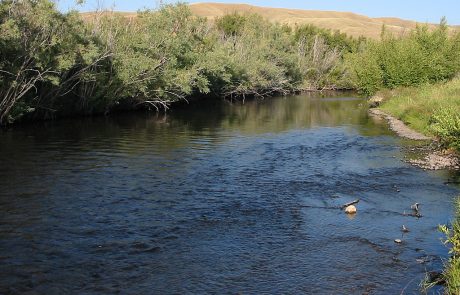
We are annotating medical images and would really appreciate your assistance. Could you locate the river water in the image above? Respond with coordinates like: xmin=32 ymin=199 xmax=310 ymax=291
xmin=0 ymin=93 xmax=459 ymax=294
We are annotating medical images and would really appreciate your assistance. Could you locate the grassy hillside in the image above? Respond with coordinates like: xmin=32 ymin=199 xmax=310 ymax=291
xmin=81 ymin=3 xmax=457 ymax=39
xmin=189 ymin=2 xmax=448 ymax=39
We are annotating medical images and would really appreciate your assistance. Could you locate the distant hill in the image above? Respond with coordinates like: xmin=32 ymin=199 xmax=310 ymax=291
xmin=81 ymin=2 xmax=458 ymax=39
xmin=189 ymin=3 xmax=450 ymax=39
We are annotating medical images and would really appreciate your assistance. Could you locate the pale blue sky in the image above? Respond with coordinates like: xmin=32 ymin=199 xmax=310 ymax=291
xmin=57 ymin=0 xmax=460 ymax=25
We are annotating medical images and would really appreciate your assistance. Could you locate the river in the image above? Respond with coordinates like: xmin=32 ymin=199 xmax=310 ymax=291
xmin=0 ymin=93 xmax=459 ymax=294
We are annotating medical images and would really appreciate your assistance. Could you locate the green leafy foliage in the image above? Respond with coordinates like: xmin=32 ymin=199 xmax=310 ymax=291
xmin=294 ymin=24 xmax=360 ymax=53
xmin=431 ymin=108 xmax=460 ymax=151
xmin=377 ymin=78 xmax=460 ymax=150
xmin=216 ymin=13 xmax=247 ymax=37
xmin=0 ymin=0 xmax=113 ymax=122
xmin=0 ymin=1 xmax=354 ymax=123
xmin=347 ymin=21 xmax=460 ymax=95
xmin=439 ymin=198 xmax=460 ymax=294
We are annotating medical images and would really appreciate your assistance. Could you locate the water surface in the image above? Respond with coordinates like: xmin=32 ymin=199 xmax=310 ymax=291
xmin=0 ymin=93 xmax=459 ymax=294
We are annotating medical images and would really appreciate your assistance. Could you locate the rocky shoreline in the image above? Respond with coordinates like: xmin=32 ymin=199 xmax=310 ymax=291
xmin=368 ymin=108 xmax=431 ymax=140
xmin=368 ymin=107 xmax=459 ymax=171
xmin=408 ymin=150 xmax=460 ymax=170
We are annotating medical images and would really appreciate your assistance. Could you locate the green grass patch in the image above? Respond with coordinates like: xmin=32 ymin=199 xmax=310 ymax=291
xmin=377 ymin=78 xmax=460 ymax=151
xmin=439 ymin=197 xmax=460 ymax=294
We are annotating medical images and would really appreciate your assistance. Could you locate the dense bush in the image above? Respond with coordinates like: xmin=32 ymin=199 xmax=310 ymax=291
xmin=0 ymin=0 xmax=354 ymax=124
xmin=376 ymin=77 xmax=460 ymax=150
xmin=95 ymin=5 xmax=212 ymax=108
xmin=347 ymin=20 xmax=460 ymax=95
xmin=431 ymin=108 xmax=460 ymax=151
xmin=0 ymin=0 xmax=112 ymax=123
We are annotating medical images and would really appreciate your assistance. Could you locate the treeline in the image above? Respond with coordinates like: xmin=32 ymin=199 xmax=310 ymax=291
xmin=0 ymin=0 xmax=359 ymax=125
xmin=347 ymin=19 xmax=460 ymax=95
xmin=1 ymin=0 xmax=460 ymax=125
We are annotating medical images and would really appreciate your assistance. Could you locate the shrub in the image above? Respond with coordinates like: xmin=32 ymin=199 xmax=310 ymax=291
xmin=439 ymin=198 xmax=460 ymax=294
xmin=216 ymin=13 xmax=247 ymax=37
xmin=0 ymin=1 xmax=357 ymax=124
xmin=347 ymin=19 xmax=460 ymax=95
xmin=430 ymin=108 xmax=460 ymax=151
xmin=0 ymin=0 xmax=113 ymax=123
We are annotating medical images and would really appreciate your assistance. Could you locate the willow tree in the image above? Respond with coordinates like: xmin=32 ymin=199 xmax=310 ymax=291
xmin=94 ymin=4 xmax=212 ymax=111
xmin=0 ymin=0 xmax=111 ymax=123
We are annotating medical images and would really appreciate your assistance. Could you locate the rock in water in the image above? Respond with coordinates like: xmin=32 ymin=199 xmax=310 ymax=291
xmin=345 ymin=205 xmax=357 ymax=214
xmin=411 ymin=203 xmax=420 ymax=212
xmin=394 ymin=239 xmax=402 ymax=244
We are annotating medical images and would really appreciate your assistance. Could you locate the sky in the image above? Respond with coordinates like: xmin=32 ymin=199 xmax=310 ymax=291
xmin=57 ymin=0 xmax=460 ymax=25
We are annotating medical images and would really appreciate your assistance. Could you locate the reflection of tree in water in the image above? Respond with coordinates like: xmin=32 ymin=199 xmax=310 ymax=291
xmin=0 ymin=93 xmax=396 ymax=164
xmin=167 ymin=92 xmax=391 ymax=137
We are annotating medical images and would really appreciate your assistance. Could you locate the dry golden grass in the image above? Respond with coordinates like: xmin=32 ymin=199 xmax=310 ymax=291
xmin=80 ymin=2 xmax=458 ymax=39
xmin=189 ymin=3 xmax=450 ymax=39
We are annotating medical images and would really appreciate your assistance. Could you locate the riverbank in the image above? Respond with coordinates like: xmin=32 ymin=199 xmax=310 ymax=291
xmin=368 ymin=78 xmax=460 ymax=170
xmin=368 ymin=109 xmax=431 ymax=140
xmin=368 ymin=108 xmax=459 ymax=170
xmin=369 ymin=81 xmax=460 ymax=293
xmin=3 ymin=1 xmax=460 ymax=127
xmin=439 ymin=198 xmax=460 ymax=294
xmin=375 ymin=78 xmax=460 ymax=150
xmin=0 ymin=1 xmax=358 ymax=126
